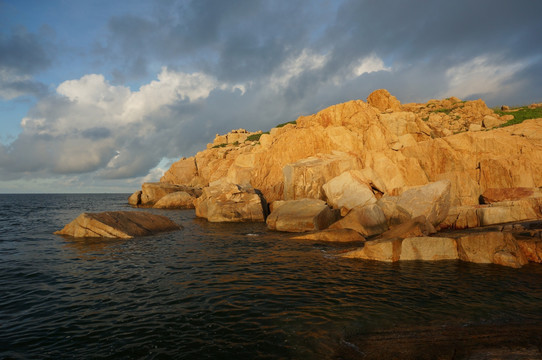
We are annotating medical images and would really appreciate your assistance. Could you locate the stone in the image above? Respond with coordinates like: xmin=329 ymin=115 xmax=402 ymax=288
xmin=54 ymin=211 xmax=180 ymax=239
xmin=195 ymin=183 xmax=267 ymax=222
xmin=367 ymin=89 xmax=402 ymax=112
xmin=480 ymin=187 xmax=539 ymax=204
xmin=376 ymin=196 xmax=412 ymax=226
xmin=328 ymin=204 xmax=388 ymax=237
xmin=476 ymin=198 xmax=542 ymax=226
xmin=482 ymin=115 xmax=504 ymax=128
xmin=291 ymin=228 xmax=365 ymax=242
xmin=376 ymin=215 xmax=436 ymax=241
xmin=342 ymin=238 xmax=402 ymax=262
xmin=266 ymin=198 xmax=339 ymax=232
xmin=160 ymin=157 xmax=199 ymax=186
xmin=501 ymin=105 xmax=510 ymax=111
xmin=456 ymin=232 xmax=528 ymax=268
xmin=153 ymin=191 xmax=196 ymax=209
xmin=322 ymin=170 xmax=377 ymax=215
xmin=516 ymin=239 xmax=542 ymax=263
xmin=400 ymin=237 xmax=459 ymax=261
xmin=468 ymin=123 xmax=481 ymax=132
xmin=140 ymin=182 xmax=201 ymax=206
xmin=438 ymin=205 xmax=480 ymax=230
xmin=394 ymin=180 xmax=451 ymax=226
xmin=128 ymin=190 xmax=142 ymax=206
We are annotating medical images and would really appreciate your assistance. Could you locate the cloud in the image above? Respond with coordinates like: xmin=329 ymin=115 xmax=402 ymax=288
xmin=0 ymin=27 xmax=53 ymax=99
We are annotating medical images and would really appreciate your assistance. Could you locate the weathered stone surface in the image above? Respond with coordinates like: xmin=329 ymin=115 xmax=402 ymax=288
xmin=516 ymin=238 xmax=542 ymax=263
xmin=394 ymin=180 xmax=451 ymax=226
xmin=328 ymin=204 xmax=388 ymax=237
xmin=456 ymin=232 xmax=528 ymax=268
xmin=480 ymin=187 xmax=539 ymax=204
xmin=342 ymin=238 xmax=401 ymax=262
xmin=376 ymin=215 xmax=436 ymax=241
xmin=55 ymin=211 xmax=180 ymax=239
xmin=195 ymin=183 xmax=267 ymax=222
xmin=291 ymin=228 xmax=365 ymax=242
xmin=161 ymin=157 xmax=199 ymax=186
xmin=283 ymin=152 xmax=361 ymax=201
xmin=367 ymin=89 xmax=402 ymax=112
xmin=400 ymin=237 xmax=459 ymax=261
xmin=476 ymin=198 xmax=542 ymax=226
xmin=376 ymin=196 xmax=412 ymax=226
xmin=128 ymin=190 xmax=142 ymax=206
xmin=322 ymin=170 xmax=377 ymax=215
xmin=482 ymin=115 xmax=505 ymax=128
xmin=141 ymin=182 xmax=201 ymax=206
xmin=266 ymin=199 xmax=339 ymax=232
xmin=153 ymin=191 xmax=196 ymax=209
xmin=438 ymin=205 xmax=480 ymax=230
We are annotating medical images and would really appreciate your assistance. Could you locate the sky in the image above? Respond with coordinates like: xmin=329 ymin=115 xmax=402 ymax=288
xmin=1 ymin=0 xmax=541 ymax=193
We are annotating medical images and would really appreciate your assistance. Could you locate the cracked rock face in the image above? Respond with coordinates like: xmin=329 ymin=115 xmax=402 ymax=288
xmin=54 ymin=211 xmax=180 ymax=239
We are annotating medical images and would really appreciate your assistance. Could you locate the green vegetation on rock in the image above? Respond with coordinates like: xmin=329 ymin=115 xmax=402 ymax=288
xmin=494 ymin=106 xmax=542 ymax=127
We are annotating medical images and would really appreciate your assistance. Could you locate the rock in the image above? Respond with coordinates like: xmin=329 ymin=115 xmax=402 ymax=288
xmin=468 ymin=123 xmax=482 ymax=132
xmin=501 ymin=105 xmax=510 ymax=111
xmin=400 ymin=237 xmax=459 ymax=261
xmin=283 ymin=152 xmax=361 ymax=201
xmin=266 ymin=198 xmax=339 ymax=232
xmin=476 ymin=198 xmax=542 ymax=226
xmin=291 ymin=228 xmax=365 ymax=242
xmin=376 ymin=215 xmax=436 ymax=241
xmin=480 ymin=187 xmax=539 ymax=204
xmin=394 ymin=180 xmax=451 ymax=226
xmin=195 ymin=183 xmax=267 ymax=222
xmin=128 ymin=190 xmax=142 ymax=206
xmin=322 ymin=170 xmax=377 ymax=215
xmin=342 ymin=238 xmax=402 ymax=262
xmin=376 ymin=196 xmax=412 ymax=226
xmin=160 ymin=157 xmax=199 ymax=186
xmin=328 ymin=204 xmax=388 ymax=237
xmin=438 ymin=205 xmax=480 ymax=230
xmin=54 ymin=211 xmax=180 ymax=239
xmin=516 ymin=239 xmax=542 ymax=263
xmin=456 ymin=232 xmax=528 ymax=268
xmin=367 ymin=89 xmax=402 ymax=112
xmin=153 ymin=191 xmax=196 ymax=209
xmin=140 ymin=182 xmax=201 ymax=206
xmin=482 ymin=115 xmax=504 ymax=128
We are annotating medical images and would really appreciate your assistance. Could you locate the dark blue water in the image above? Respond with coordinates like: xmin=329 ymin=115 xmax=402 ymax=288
xmin=1 ymin=194 xmax=542 ymax=359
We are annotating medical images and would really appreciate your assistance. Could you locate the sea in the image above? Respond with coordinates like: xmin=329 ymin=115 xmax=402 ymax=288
xmin=1 ymin=193 xmax=542 ymax=359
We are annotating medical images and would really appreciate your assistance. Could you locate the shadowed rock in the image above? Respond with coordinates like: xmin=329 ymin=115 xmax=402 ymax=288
xmin=55 ymin=211 xmax=180 ymax=239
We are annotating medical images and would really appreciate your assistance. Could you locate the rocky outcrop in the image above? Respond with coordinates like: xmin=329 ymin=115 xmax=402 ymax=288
xmin=195 ymin=183 xmax=267 ymax=222
xmin=153 ymin=191 xmax=196 ymax=209
xmin=322 ymin=170 xmax=377 ymax=215
xmin=136 ymin=182 xmax=202 ymax=207
xmin=128 ymin=190 xmax=142 ymax=206
xmin=54 ymin=211 xmax=180 ymax=239
xmin=266 ymin=199 xmax=339 ymax=232
xmin=480 ymin=187 xmax=542 ymax=204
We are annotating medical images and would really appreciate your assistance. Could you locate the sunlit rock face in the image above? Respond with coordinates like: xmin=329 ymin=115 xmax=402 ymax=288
xmin=55 ymin=211 xmax=180 ymax=239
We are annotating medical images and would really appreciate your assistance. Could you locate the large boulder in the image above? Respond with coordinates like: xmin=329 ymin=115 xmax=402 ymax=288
xmin=322 ymin=170 xmax=377 ymax=215
xmin=476 ymin=198 xmax=542 ymax=226
xmin=153 ymin=191 xmax=196 ymax=209
xmin=394 ymin=180 xmax=451 ymax=226
xmin=128 ymin=190 xmax=142 ymax=206
xmin=291 ymin=228 xmax=365 ymax=242
xmin=266 ymin=199 xmax=339 ymax=232
xmin=328 ymin=204 xmax=388 ymax=237
xmin=195 ymin=183 xmax=267 ymax=222
xmin=367 ymin=89 xmax=402 ymax=112
xmin=54 ymin=211 xmax=180 ymax=239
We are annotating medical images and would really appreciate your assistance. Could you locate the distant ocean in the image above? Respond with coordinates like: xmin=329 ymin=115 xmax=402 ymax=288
xmin=1 ymin=193 xmax=542 ymax=359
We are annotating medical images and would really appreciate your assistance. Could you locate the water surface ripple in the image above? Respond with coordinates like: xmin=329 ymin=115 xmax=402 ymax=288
xmin=1 ymin=194 xmax=541 ymax=359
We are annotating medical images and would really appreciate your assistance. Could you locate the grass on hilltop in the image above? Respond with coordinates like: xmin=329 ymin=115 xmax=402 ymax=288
xmin=494 ymin=106 xmax=542 ymax=127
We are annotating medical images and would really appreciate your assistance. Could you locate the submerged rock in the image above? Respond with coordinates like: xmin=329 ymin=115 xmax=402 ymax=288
xmin=55 ymin=211 xmax=180 ymax=239
xmin=291 ymin=228 xmax=365 ymax=242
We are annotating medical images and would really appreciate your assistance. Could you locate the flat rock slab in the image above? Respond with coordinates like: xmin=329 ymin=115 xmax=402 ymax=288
xmin=55 ymin=211 xmax=180 ymax=239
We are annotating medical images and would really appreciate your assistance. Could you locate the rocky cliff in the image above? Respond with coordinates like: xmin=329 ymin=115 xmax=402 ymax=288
xmin=159 ymin=89 xmax=542 ymax=206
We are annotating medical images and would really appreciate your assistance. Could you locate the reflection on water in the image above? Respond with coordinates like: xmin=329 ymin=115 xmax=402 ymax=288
xmin=1 ymin=194 xmax=542 ymax=359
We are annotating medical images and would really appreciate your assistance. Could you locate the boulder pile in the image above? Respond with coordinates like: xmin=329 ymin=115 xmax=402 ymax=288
xmin=126 ymin=89 xmax=542 ymax=267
